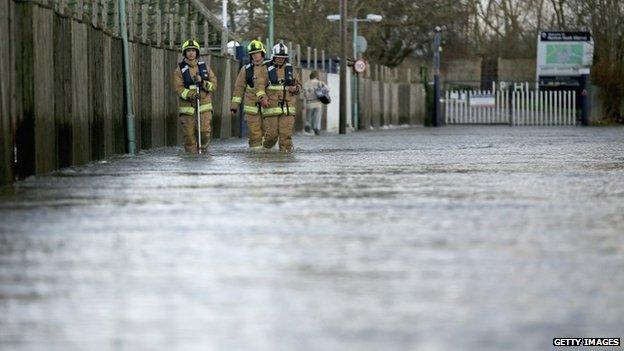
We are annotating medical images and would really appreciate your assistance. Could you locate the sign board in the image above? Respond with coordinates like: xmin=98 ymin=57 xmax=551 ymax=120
xmin=353 ymin=59 xmax=367 ymax=73
xmin=536 ymin=31 xmax=593 ymax=78
xmin=356 ymin=36 xmax=368 ymax=54
xmin=469 ymin=94 xmax=496 ymax=108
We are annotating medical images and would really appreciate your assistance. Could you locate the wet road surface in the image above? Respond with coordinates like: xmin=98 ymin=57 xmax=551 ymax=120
xmin=1 ymin=126 xmax=623 ymax=350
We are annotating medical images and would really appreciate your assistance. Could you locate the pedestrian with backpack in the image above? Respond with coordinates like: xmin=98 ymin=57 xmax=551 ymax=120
xmin=304 ymin=71 xmax=330 ymax=136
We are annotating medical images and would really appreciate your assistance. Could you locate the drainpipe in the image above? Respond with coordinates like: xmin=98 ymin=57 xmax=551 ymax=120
xmin=119 ymin=0 xmax=137 ymax=154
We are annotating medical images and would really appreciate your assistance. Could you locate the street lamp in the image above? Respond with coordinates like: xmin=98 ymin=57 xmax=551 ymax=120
xmin=328 ymin=13 xmax=383 ymax=131
xmin=268 ymin=0 xmax=274 ymax=50
xmin=432 ymin=26 xmax=443 ymax=127
xmin=365 ymin=14 xmax=382 ymax=22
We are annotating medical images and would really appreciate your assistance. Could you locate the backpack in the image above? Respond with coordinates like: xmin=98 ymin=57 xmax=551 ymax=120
xmin=314 ymin=82 xmax=331 ymax=104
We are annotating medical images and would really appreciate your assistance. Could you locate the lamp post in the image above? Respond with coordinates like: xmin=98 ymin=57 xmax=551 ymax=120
xmin=327 ymin=13 xmax=382 ymax=132
xmin=268 ymin=0 xmax=274 ymax=50
xmin=433 ymin=26 xmax=442 ymax=127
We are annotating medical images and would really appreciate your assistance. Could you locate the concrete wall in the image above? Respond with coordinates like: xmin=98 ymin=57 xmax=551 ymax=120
xmin=350 ymin=78 xmax=425 ymax=130
xmin=326 ymin=73 xmax=341 ymax=133
xmin=441 ymin=58 xmax=482 ymax=84
xmin=498 ymin=58 xmax=536 ymax=82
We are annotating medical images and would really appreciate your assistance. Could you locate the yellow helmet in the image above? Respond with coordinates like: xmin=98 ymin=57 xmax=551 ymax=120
xmin=181 ymin=39 xmax=201 ymax=54
xmin=247 ymin=40 xmax=266 ymax=56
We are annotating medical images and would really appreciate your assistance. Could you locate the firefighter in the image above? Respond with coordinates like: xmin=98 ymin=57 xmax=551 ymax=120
xmin=230 ymin=40 xmax=269 ymax=150
xmin=261 ymin=43 xmax=301 ymax=152
xmin=172 ymin=39 xmax=218 ymax=153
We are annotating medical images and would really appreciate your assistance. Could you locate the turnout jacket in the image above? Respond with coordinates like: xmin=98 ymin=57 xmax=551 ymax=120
xmin=230 ymin=60 xmax=269 ymax=115
xmin=172 ymin=58 xmax=218 ymax=115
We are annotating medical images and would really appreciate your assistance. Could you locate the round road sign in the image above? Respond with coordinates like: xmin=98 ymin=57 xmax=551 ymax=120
xmin=354 ymin=59 xmax=367 ymax=73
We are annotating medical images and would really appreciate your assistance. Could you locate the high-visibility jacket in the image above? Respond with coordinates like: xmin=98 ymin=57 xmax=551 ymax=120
xmin=172 ymin=58 xmax=218 ymax=116
xmin=262 ymin=61 xmax=301 ymax=117
xmin=230 ymin=61 xmax=268 ymax=115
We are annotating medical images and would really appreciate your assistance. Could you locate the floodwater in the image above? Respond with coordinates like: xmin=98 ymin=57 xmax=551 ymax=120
xmin=1 ymin=126 xmax=623 ymax=351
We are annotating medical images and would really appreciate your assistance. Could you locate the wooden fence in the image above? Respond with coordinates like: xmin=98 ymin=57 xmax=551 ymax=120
xmin=0 ymin=0 xmax=427 ymax=186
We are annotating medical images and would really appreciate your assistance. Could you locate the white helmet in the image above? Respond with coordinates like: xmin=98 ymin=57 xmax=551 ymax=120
xmin=271 ymin=43 xmax=289 ymax=58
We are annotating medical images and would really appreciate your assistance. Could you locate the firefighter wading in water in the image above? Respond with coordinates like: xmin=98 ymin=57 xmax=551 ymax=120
xmin=172 ymin=39 xmax=218 ymax=153
xmin=260 ymin=43 xmax=302 ymax=152
xmin=230 ymin=40 xmax=269 ymax=150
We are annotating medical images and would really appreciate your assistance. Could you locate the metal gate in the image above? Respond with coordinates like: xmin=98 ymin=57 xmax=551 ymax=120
xmin=444 ymin=85 xmax=577 ymax=126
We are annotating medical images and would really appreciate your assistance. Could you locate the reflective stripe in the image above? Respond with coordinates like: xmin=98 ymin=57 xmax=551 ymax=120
xmin=189 ymin=84 xmax=197 ymax=90
xmin=267 ymin=85 xmax=285 ymax=90
xmin=261 ymin=106 xmax=297 ymax=116
xmin=204 ymin=81 xmax=214 ymax=92
xmin=256 ymin=90 xmax=266 ymax=97
xmin=199 ymin=103 xmax=212 ymax=112
xmin=243 ymin=105 xmax=260 ymax=114
xmin=181 ymin=89 xmax=191 ymax=99
xmin=178 ymin=106 xmax=195 ymax=115
xmin=178 ymin=103 xmax=213 ymax=115
xmin=262 ymin=107 xmax=283 ymax=116
xmin=232 ymin=96 xmax=242 ymax=104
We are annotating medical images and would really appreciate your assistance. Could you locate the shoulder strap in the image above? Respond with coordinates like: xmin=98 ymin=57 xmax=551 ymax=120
xmin=179 ymin=61 xmax=194 ymax=88
xmin=198 ymin=61 xmax=209 ymax=80
xmin=284 ymin=64 xmax=294 ymax=86
xmin=267 ymin=64 xmax=279 ymax=85
xmin=245 ymin=63 xmax=255 ymax=87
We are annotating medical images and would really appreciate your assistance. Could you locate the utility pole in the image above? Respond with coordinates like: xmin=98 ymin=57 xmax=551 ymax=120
xmin=433 ymin=27 xmax=442 ymax=127
xmin=119 ymin=0 xmax=136 ymax=154
xmin=339 ymin=0 xmax=348 ymax=134
xmin=352 ymin=19 xmax=358 ymax=130
xmin=580 ymin=68 xmax=590 ymax=126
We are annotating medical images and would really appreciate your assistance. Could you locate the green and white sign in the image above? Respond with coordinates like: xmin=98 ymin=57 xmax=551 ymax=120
xmin=537 ymin=31 xmax=593 ymax=78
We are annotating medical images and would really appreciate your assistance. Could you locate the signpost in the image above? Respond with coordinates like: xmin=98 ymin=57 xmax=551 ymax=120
xmin=536 ymin=31 xmax=593 ymax=86
xmin=536 ymin=31 xmax=593 ymax=125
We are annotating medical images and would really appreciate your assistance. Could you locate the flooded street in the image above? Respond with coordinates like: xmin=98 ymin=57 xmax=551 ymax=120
xmin=1 ymin=126 xmax=623 ymax=350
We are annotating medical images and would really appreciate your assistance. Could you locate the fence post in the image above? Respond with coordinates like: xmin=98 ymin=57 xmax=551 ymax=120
xmin=101 ymin=0 xmax=108 ymax=31
xmin=313 ymin=48 xmax=317 ymax=70
xmin=112 ymin=0 xmax=119 ymax=36
xmin=190 ymin=20 xmax=197 ymax=41
xmin=179 ymin=16 xmax=186 ymax=43
xmin=155 ymin=9 xmax=162 ymax=47
xmin=306 ymin=47 xmax=311 ymax=68
xmin=127 ymin=0 xmax=135 ymax=40
xmin=58 ymin=0 xmax=67 ymax=15
xmin=75 ymin=0 xmax=84 ymax=20
xmin=321 ymin=50 xmax=325 ymax=71
xmin=203 ymin=22 xmax=209 ymax=53
xmin=91 ymin=0 xmax=98 ymax=27
xmin=296 ymin=44 xmax=301 ymax=67
xmin=141 ymin=4 xmax=148 ymax=44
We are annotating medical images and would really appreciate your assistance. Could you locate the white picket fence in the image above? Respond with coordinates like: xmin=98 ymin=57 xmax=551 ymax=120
xmin=445 ymin=89 xmax=577 ymax=126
